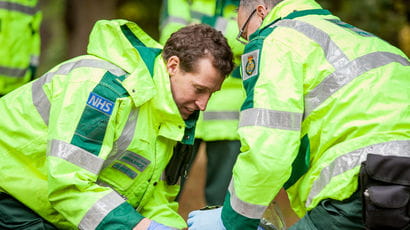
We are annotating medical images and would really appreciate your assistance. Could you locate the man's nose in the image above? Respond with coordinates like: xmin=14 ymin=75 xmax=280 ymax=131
xmin=195 ymin=94 xmax=210 ymax=111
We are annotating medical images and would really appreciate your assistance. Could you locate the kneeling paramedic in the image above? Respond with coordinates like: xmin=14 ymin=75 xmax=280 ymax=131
xmin=0 ymin=20 xmax=233 ymax=230
xmin=187 ymin=0 xmax=410 ymax=229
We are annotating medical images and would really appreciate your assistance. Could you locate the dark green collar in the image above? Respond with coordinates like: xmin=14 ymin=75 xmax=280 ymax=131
xmin=181 ymin=110 xmax=199 ymax=145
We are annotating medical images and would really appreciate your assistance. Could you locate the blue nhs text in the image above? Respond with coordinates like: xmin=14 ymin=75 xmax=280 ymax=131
xmin=87 ymin=92 xmax=114 ymax=115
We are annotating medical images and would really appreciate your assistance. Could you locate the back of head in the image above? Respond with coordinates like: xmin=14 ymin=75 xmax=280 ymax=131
xmin=239 ymin=0 xmax=283 ymax=12
xmin=162 ymin=24 xmax=234 ymax=78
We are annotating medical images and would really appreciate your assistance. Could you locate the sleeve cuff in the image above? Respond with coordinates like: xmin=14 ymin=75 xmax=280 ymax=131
xmin=96 ymin=202 xmax=144 ymax=230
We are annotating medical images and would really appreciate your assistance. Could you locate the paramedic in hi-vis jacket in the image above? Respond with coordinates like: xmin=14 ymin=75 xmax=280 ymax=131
xmin=0 ymin=20 xmax=233 ymax=230
xmin=159 ymin=0 xmax=246 ymax=206
xmin=0 ymin=0 xmax=42 ymax=97
xmin=187 ymin=0 xmax=410 ymax=229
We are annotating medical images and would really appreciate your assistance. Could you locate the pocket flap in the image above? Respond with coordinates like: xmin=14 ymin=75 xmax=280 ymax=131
xmin=368 ymin=185 xmax=409 ymax=208
xmin=366 ymin=154 xmax=410 ymax=186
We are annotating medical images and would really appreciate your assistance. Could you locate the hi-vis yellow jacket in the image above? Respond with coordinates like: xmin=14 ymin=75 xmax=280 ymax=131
xmin=0 ymin=0 xmax=42 ymax=95
xmin=221 ymin=0 xmax=410 ymax=229
xmin=0 ymin=19 xmax=195 ymax=229
xmin=160 ymin=0 xmax=245 ymax=141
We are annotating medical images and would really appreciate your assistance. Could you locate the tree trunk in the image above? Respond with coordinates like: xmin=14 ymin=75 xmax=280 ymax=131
xmin=65 ymin=0 xmax=118 ymax=58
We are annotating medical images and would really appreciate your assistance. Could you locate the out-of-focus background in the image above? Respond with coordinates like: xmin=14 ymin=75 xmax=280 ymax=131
xmin=39 ymin=0 xmax=409 ymax=77
xmin=38 ymin=0 xmax=409 ymax=227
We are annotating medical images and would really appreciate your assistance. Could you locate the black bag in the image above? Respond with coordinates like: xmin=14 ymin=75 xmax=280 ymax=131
xmin=164 ymin=142 xmax=194 ymax=185
xmin=359 ymin=154 xmax=410 ymax=230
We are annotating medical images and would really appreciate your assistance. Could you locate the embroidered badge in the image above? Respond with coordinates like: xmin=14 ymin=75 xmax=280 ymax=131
xmin=119 ymin=151 xmax=151 ymax=172
xmin=241 ymin=49 xmax=260 ymax=81
xmin=87 ymin=92 xmax=114 ymax=115
xmin=112 ymin=162 xmax=137 ymax=179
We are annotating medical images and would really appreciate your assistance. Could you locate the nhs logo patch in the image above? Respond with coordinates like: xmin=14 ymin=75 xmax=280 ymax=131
xmin=87 ymin=92 xmax=114 ymax=115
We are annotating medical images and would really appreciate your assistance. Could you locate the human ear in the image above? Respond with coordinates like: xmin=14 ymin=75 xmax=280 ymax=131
xmin=256 ymin=5 xmax=268 ymax=19
xmin=166 ymin=56 xmax=180 ymax=77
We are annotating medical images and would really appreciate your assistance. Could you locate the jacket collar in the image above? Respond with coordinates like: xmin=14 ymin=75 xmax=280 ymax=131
xmin=256 ymin=0 xmax=323 ymax=33
xmin=87 ymin=19 xmax=161 ymax=107
xmin=149 ymin=59 xmax=199 ymax=144
xmin=87 ymin=19 xmax=162 ymax=74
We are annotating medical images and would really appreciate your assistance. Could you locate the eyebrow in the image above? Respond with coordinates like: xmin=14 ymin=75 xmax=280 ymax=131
xmin=195 ymin=82 xmax=214 ymax=93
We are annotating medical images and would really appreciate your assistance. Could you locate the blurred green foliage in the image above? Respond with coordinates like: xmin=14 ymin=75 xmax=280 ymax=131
xmin=117 ymin=0 xmax=161 ymax=39
xmin=38 ymin=0 xmax=408 ymax=77
xmin=38 ymin=0 xmax=68 ymax=76
xmin=317 ymin=0 xmax=408 ymax=46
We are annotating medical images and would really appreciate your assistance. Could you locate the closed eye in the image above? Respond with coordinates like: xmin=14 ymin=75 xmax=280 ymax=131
xmin=195 ymin=87 xmax=207 ymax=94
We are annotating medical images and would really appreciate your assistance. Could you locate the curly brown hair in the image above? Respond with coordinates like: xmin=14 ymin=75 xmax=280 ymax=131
xmin=162 ymin=23 xmax=234 ymax=78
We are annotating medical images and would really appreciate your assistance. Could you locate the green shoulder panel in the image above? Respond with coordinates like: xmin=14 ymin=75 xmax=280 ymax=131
xmin=240 ymin=26 xmax=277 ymax=111
xmin=71 ymin=72 xmax=128 ymax=155
xmin=120 ymin=24 xmax=162 ymax=77
xmin=284 ymin=134 xmax=311 ymax=189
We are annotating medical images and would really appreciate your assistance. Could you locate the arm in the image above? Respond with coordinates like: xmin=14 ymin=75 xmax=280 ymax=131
xmin=221 ymin=31 xmax=305 ymax=230
xmin=45 ymin=66 xmax=144 ymax=229
xmin=187 ymin=35 xmax=305 ymax=229
xmin=139 ymin=180 xmax=186 ymax=229
xmin=134 ymin=219 xmax=151 ymax=230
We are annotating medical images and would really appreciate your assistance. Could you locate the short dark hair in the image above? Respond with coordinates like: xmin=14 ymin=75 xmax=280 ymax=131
xmin=162 ymin=24 xmax=234 ymax=78
xmin=240 ymin=0 xmax=282 ymax=13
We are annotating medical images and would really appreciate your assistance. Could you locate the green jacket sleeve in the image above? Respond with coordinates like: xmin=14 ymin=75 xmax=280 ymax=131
xmin=139 ymin=180 xmax=187 ymax=229
xmin=221 ymin=26 xmax=304 ymax=229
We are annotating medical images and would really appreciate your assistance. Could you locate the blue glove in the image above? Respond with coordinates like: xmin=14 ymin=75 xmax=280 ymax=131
xmin=148 ymin=220 xmax=175 ymax=230
xmin=187 ymin=207 xmax=226 ymax=230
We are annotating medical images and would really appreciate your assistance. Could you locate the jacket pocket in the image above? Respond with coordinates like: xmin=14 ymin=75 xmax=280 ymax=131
xmin=360 ymin=154 xmax=410 ymax=230
xmin=363 ymin=185 xmax=409 ymax=229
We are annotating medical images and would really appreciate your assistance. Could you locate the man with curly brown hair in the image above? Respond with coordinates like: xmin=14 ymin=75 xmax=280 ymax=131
xmin=0 ymin=20 xmax=233 ymax=230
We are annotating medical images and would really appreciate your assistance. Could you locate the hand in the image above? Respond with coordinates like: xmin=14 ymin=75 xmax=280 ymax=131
xmin=133 ymin=219 xmax=175 ymax=230
xmin=187 ymin=207 xmax=226 ymax=230
xmin=148 ymin=220 xmax=176 ymax=230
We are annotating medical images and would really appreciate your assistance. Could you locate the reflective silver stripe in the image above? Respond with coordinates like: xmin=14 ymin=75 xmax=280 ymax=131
xmin=273 ymin=19 xmax=410 ymax=118
xmin=102 ymin=108 xmax=138 ymax=169
xmin=160 ymin=171 xmax=166 ymax=181
xmin=215 ymin=17 xmax=228 ymax=34
xmin=274 ymin=19 xmax=350 ymax=71
xmin=305 ymin=52 xmax=410 ymax=116
xmin=30 ymin=55 xmax=40 ymax=66
xmin=306 ymin=140 xmax=410 ymax=207
xmin=228 ymin=180 xmax=267 ymax=219
xmin=79 ymin=191 xmax=126 ymax=230
xmin=239 ymin=108 xmax=302 ymax=131
xmin=32 ymin=58 xmax=127 ymax=125
xmin=50 ymin=58 xmax=126 ymax=77
xmin=160 ymin=16 xmax=189 ymax=29
xmin=191 ymin=10 xmax=205 ymax=20
xmin=159 ymin=170 xmax=180 ymax=185
xmin=0 ymin=1 xmax=39 ymax=15
xmin=49 ymin=139 xmax=104 ymax=175
xmin=0 ymin=56 xmax=40 ymax=77
xmin=32 ymin=71 xmax=53 ymax=124
xmin=113 ymin=108 xmax=138 ymax=152
xmin=41 ymin=59 xmax=126 ymax=77
xmin=203 ymin=111 xmax=239 ymax=121
xmin=0 ymin=65 xmax=26 ymax=78
xmin=327 ymin=19 xmax=374 ymax=37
